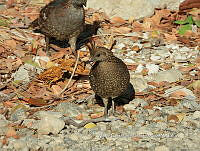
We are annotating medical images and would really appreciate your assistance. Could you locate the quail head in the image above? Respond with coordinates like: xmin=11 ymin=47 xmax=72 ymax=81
xmin=30 ymin=0 xmax=87 ymax=56
xmin=89 ymin=47 xmax=130 ymax=117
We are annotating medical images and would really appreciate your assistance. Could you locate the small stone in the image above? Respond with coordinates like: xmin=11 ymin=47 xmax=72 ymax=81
xmin=155 ymin=145 xmax=169 ymax=151
xmin=123 ymin=104 xmax=136 ymax=111
xmin=12 ymin=140 xmax=29 ymax=151
xmin=150 ymin=55 xmax=161 ymax=61
xmin=68 ymin=133 xmax=80 ymax=141
xmin=130 ymin=98 xmax=148 ymax=107
xmin=0 ymin=119 xmax=10 ymax=127
xmin=10 ymin=105 xmax=28 ymax=121
xmin=146 ymin=64 xmax=159 ymax=75
xmin=137 ymin=127 xmax=153 ymax=136
xmin=135 ymin=64 xmax=144 ymax=73
xmin=179 ymin=46 xmax=190 ymax=52
xmin=176 ymin=132 xmax=185 ymax=139
xmin=116 ymin=43 xmax=126 ymax=49
xmin=182 ymin=100 xmax=198 ymax=109
xmin=150 ymin=69 xmax=183 ymax=83
xmin=193 ymin=111 xmax=200 ymax=119
xmin=37 ymin=116 xmax=65 ymax=135
xmin=54 ymin=102 xmax=86 ymax=117
xmin=35 ymin=111 xmax=63 ymax=119
xmin=33 ymin=56 xmax=50 ymax=65
xmin=124 ymin=58 xmax=135 ymax=64
xmin=130 ymin=74 xmax=148 ymax=92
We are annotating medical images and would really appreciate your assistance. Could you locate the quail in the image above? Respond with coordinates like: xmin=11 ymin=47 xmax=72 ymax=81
xmin=30 ymin=0 xmax=87 ymax=56
xmin=89 ymin=47 xmax=130 ymax=117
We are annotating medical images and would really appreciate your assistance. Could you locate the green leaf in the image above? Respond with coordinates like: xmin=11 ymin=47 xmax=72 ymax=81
xmin=194 ymin=20 xmax=200 ymax=27
xmin=178 ymin=24 xmax=192 ymax=35
xmin=0 ymin=19 xmax=11 ymax=27
xmin=24 ymin=60 xmax=40 ymax=68
xmin=186 ymin=16 xmax=194 ymax=24
xmin=174 ymin=15 xmax=194 ymax=25
xmin=174 ymin=20 xmax=188 ymax=25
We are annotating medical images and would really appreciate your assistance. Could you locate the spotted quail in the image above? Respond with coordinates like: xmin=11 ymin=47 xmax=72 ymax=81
xmin=30 ymin=0 xmax=87 ymax=56
xmin=89 ymin=47 xmax=130 ymax=117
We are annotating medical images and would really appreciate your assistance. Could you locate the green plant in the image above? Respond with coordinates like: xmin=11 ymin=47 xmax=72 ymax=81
xmin=0 ymin=18 xmax=11 ymax=27
xmin=174 ymin=15 xmax=200 ymax=35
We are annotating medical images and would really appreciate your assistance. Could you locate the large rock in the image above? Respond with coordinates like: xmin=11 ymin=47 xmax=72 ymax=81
xmin=87 ymin=0 xmax=185 ymax=20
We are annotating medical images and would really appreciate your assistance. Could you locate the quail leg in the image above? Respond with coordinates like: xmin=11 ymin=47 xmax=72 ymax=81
xmin=68 ymin=36 xmax=77 ymax=57
xmin=45 ymin=36 xmax=50 ymax=53
xmin=111 ymin=99 xmax=115 ymax=116
xmin=102 ymin=98 xmax=109 ymax=118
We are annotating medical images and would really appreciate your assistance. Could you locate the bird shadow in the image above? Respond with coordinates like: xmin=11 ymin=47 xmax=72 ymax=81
xmin=95 ymin=83 xmax=135 ymax=108
xmin=32 ymin=21 xmax=100 ymax=51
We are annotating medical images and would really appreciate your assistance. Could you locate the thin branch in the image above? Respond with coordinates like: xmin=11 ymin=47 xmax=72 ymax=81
xmin=59 ymin=51 xmax=80 ymax=96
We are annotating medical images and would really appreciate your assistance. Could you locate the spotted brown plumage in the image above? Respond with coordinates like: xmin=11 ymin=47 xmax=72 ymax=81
xmin=89 ymin=47 xmax=130 ymax=117
xmin=30 ymin=0 xmax=87 ymax=55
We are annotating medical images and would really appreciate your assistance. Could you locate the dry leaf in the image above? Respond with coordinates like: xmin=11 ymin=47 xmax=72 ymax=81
xmin=176 ymin=113 xmax=185 ymax=122
xmin=111 ymin=16 xmax=127 ymax=25
xmin=4 ymin=39 xmax=16 ymax=49
xmin=6 ymin=127 xmax=19 ymax=139
xmin=75 ymin=114 xmax=83 ymax=120
xmin=90 ymin=112 xmax=104 ymax=119
xmin=84 ymin=123 xmax=96 ymax=128
xmin=51 ymin=85 xmax=62 ymax=96
xmin=24 ymin=98 xmax=51 ymax=107
xmin=170 ymin=90 xmax=187 ymax=98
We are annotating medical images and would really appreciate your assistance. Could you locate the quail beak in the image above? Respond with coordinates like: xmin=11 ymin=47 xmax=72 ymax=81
xmin=85 ymin=57 xmax=95 ymax=65
xmin=83 ymin=1 xmax=87 ymax=7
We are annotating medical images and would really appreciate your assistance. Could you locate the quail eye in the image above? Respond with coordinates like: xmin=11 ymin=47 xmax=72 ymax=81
xmin=96 ymin=54 xmax=101 ymax=57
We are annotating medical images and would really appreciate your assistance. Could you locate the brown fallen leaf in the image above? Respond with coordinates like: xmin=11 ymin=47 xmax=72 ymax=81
xmin=51 ymin=85 xmax=62 ymax=96
xmin=4 ymin=39 xmax=17 ymax=50
xmin=111 ymin=26 xmax=132 ymax=34
xmin=23 ymin=98 xmax=52 ymax=107
xmin=170 ymin=90 xmax=187 ymax=98
xmin=38 ymin=66 xmax=63 ymax=83
xmin=75 ymin=114 xmax=83 ymax=120
xmin=90 ymin=112 xmax=104 ymax=119
xmin=6 ymin=0 xmax=16 ymax=8
xmin=111 ymin=16 xmax=127 ymax=25
xmin=6 ymin=127 xmax=19 ymax=139
xmin=179 ymin=0 xmax=200 ymax=10
xmin=179 ymin=66 xmax=196 ymax=72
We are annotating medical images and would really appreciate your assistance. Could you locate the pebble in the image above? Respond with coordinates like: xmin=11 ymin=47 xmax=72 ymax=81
xmin=37 ymin=116 xmax=65 ymax=134
xmin=155 ymin=145 xmax=169 ymax=151
xmin=146 ymin=63 xmax=159 ymax=74
xmin=150 ymin=55 xmax=161 ymax=61
xmin=124 ymin=58 xmax=135 ymax=64
xmin=150 ymin=69 xmax=183 ymax=83
xmin=10 ymin=105 xmax=28 ymax=121
xmin=130 ymin=74 xmax=148 ymax=92
xmin=34 ymin=111 xmax=65 ymax=135
xmin=54 ymin=102 xmax=87 ymax=117
xmin=165 ymin=86 xmax=196 ymax=98
xmin=34 ymin=110 xmax=63 ymax=119
xmin=193 ymin=111 xmax=200 ymax=119
xmin=123 ymin=104 xmax=136 ymax=111
xmin=129 ymin=98 xmax=148 ymax=107
xmin=135 ymin=64 xmax=144 ymax=73
xmin=12 ymin=140 xmax=29 ymax=151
